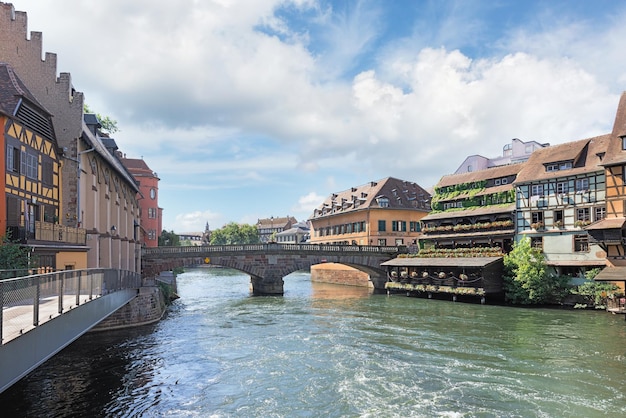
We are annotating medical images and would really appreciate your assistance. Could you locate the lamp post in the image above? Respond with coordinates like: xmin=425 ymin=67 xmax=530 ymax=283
xmin=270 ymin=216 xmax=274 ymax=243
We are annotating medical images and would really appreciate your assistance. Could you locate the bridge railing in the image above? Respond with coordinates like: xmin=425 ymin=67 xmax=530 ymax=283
xmin=0 ymin=269 xmax=141 ymax=345
xmin=143 ymin=243 xmax=407 ymax=256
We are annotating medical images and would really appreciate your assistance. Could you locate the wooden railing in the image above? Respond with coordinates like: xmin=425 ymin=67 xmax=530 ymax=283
xmin=6 ymin=221 xmax=86 ymax=245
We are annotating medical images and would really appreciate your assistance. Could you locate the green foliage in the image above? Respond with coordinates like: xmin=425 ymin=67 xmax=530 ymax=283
xmin=159 ymin=230 xmax=180 ymax=246
xmin=210 ymin=222 xmax=260 ymax=245
xmin=0 ymin=233 xmax=34 ymax=270
xmin=571 ymin=280 xmax=621 ymax=308
xmin=503 ymin=237 xmax=569 ymax=304
xmin=84 ymin=104 xmax=119 ymax=134
xmin=430 ymin=182 xmax=514 ymax=213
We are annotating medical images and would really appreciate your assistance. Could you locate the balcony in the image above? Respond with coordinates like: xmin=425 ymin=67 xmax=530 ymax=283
xmin=6 ymin=221 xmax=86 ymax=246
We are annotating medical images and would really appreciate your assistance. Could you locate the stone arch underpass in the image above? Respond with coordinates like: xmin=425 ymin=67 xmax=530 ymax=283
xmin=142 ymin=244 xmax=406 ymax=295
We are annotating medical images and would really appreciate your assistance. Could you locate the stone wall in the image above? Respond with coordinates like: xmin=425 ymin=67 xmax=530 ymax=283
xmin=310 ymin=263 xmax=372 ymax=287
xmin=91 ymin=287 xmax=166 ymax=331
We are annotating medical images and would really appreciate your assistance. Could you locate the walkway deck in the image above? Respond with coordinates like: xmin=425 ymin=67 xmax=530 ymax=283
xmin=2 ymin=293 xmax=98 ymax=344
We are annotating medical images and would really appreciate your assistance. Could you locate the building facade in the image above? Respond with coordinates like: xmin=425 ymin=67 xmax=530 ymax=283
xmin=0 ymin=3 xmax=141 ymax=272
xmin=419 ymin=163 xmax=521 ymax=253
xmin=585 ymin=92 xmax=626 ymax=290
xmin=120 ymin=156 xmax=161 ymax=248
xmin=514 ymin=135 xmax=609 ymax=277
xmin=454 ymin=138 xmax=548 ymax=174
xmin=308 ymin=177 xmax=431 ymax=246
xmin=1 ymin=63 xmax=87 ymax=270
xmin=257 ymin=216 xmax=297 ymax=243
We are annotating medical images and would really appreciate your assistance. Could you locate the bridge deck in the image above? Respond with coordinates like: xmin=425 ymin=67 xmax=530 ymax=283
xmin=2 ymin=293 xmax=99 ymax=344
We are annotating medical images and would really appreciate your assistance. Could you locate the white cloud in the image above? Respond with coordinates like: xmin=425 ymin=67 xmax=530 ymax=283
xmin=11 ymin=0 xmax=626 ymax=231
xmin=173 ymin=210 xmax=221 ymax=233
xmin=292 ymin=191 xmax=325 ymax=217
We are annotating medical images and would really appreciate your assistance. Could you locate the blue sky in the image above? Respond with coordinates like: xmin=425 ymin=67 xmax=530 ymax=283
xmin=13 ymin=0 xmax=626 ymax=232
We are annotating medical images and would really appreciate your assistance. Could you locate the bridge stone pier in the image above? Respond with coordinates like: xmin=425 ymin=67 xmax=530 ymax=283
xmin=142 ymin=244 xmax=406 ymax=295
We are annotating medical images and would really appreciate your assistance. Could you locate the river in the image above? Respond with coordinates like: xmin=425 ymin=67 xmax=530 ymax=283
xmin=1 ymin=267 xmax=625 ymax=417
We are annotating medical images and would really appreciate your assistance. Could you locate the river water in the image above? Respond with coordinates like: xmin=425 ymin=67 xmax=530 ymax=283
xmin=1 ymin=267 xmax=625 ymax=417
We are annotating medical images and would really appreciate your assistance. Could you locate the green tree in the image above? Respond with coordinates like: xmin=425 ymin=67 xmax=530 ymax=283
xmin=210 ymin=222 xmax=260 ymax=245
xmin=571 ymin=268 xmax=621 ymax=308
xmin=158 ymin=230 xmax=180 ymax=246
xmin=0 ymin=233 xmax=35 ymax=274
xmin=503 ymin=237 xmax=570 ymax=304
xmin=83 ymin=104 xmax=119 ymax=134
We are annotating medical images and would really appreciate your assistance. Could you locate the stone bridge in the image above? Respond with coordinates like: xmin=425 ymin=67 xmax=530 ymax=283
xmin=142 ymin=243 xmax=406 ymax=295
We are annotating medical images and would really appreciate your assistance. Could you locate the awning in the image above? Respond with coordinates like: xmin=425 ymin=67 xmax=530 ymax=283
xmin=421 ymin=204 xmax=515 ymax=221
xmin=381 ymin=256 xmax=502 ymax=268
xmin=594 ymin=266 xmax=626 ymax=282
xmin=585 ymin=217 xmax=626 ymax=231
xmin=421 ymin=229 xmax=515 ymax=240
xmin=545 ymin=260 xmax=607 ymax=267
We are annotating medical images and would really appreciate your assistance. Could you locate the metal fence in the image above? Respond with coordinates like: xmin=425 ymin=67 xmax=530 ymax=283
xmin=1 ymin=269 xmax=140 ymax=345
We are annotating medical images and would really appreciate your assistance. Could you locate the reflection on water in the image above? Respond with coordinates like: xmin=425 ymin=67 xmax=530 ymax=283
xmin=1 ymin=268 xmax=625 ymax=417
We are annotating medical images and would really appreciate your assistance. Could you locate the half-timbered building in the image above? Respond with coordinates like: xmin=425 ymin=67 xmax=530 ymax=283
xmin=514 ymin=134 xmax=609 ymax=277
xmin=1 ymin=63 xmax=87 ymax=269
xmin=585 ymin=92 xmax=626 ymax=291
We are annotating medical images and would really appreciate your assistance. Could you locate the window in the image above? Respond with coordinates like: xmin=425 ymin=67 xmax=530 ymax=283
xmin=392 ymin=221 xmax=407 ymax=232
xmin=622 ymin=136 xmax=626 ymax=150
xmin=595 ymin=206 xmax=606 ymax=221
xmin=525 ymin=144 xmax=534 ymax=154
xmin=546 ymin=164 xmax=558 ymax=172
xmin=531 ymin=184 xmax=544 ymax=196
xmin=501 ymin=178 xmax=508 ymax=185
xmin=574 ymin=235 xmax=589 ymax=252
xmin=556 ymin=182 xmax=568 ymax=194
xmin=377 ymin=197 xmax=389 ymax=208
xmin=395 ymin=238 xmax=404 ymax=245
xmin=554 ymin=210 xmax=564 ymax=223
xmin=560 ymin=162 xmax=573 ymax=170
xmin=575 ymin=178 xmax=589 ymax=191
xmin=6 ymin=145 xmax=19 ymax=172
xmin=577 ymin=207 xmax=590 ymax=222
xmin=531 ymin=237 xmax=543 ymax=250
xmin=495 ymin=179 xmax=501 ymax=186
xmin=42 ymin=157 xmax=53 ymax=186
xmin=148 ymin=207 xmax=157 ymax=218
xmin=377 ymin=239 xmax=387 ymax=246
xmin=410 ymin=221 xmax=421 ymax=232
xmin=378 ymin=220 xmax=386 ymax=232
xmin=25 ymin=152 xmax=37 ymax=179
xmin=531 ymin=211 xmax=544 ymax=223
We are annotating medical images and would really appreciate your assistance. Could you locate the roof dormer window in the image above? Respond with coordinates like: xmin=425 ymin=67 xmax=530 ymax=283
xmin=376 ymin=197 xmax=389 ymax=208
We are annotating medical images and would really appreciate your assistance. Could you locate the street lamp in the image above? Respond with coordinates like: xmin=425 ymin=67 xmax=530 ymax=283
xmin=270 ymin=216 xmax=274 ymax=243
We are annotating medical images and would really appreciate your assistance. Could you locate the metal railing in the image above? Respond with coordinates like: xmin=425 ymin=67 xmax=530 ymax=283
xmin=1 ymin=269 xmax=140 ymax=345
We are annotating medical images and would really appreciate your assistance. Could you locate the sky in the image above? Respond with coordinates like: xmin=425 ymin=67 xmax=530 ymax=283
xmin=11 ymin=0 xmax=626 ymax=233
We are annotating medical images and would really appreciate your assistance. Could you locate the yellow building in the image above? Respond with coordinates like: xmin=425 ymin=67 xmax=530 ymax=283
xmin=308 ymin=177 xmax=431 ymax=247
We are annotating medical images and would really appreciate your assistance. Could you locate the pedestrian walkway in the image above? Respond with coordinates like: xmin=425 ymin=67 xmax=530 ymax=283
xmin=2 ymin=293 xmax=98 ymax=345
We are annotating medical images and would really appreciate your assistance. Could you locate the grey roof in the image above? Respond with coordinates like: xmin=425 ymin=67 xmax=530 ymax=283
xmin=81 ymin=122 xmax=139 ymax=193
xmin=381 ymin=257 xmax=502 ymax=268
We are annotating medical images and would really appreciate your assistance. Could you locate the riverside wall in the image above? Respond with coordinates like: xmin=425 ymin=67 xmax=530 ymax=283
xmin=90 ymin=287 xmax=167 ymax=331
xmin=310 ymin=263 xmax=372 ymax=287
xmin=91 ymin=272 xmax=178 ymax=331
